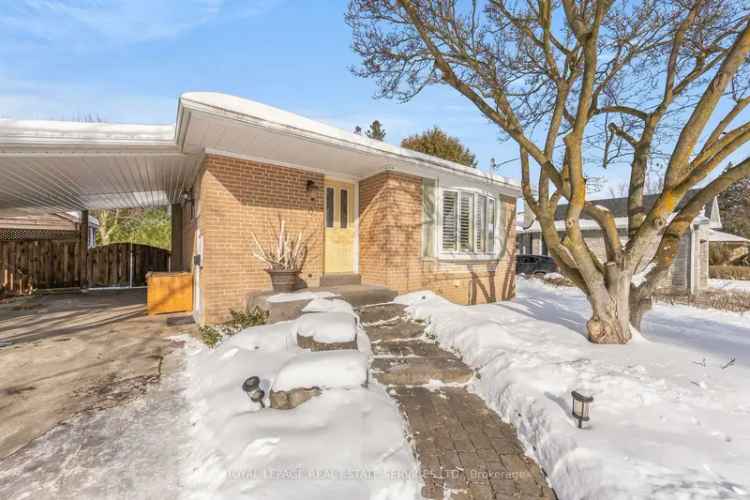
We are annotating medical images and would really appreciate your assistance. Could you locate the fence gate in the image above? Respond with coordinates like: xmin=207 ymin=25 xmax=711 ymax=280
xmin=1 ymin=241 xmax=170 ymax=293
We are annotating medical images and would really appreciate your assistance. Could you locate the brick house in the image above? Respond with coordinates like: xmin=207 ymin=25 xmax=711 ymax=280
xmin=175 ymin=94 xmax=521 ymax=323
xmin=0 ymin=92 xmax=522 ymax=324
xmin=516 ymin=192 xmax=731 ymax=294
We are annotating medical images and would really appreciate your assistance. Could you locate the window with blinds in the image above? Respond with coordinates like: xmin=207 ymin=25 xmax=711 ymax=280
xmin=442 ymin=190 xmax=458 ymax=251
xmin=441 ymin=190 xmax=499 ymax=256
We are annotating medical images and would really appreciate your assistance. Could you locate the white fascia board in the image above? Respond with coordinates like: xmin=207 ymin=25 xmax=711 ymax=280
xmin=177 ymin=93 xmax=522 ymax=197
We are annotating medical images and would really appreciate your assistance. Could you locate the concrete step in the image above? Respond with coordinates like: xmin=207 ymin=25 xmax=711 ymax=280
xmin=246 ymin=284 xmax=398 ymax=323
xmin=319 ymin=273 xmax=361 ymax=287
xmin=372 ymin=356 xmax=474 ymax=385
xmin=326 ymin=284 xmax=397 ymax=308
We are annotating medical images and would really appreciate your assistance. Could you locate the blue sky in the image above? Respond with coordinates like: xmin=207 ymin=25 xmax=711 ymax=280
xmin=0 ymin=0 xmax=746 ymax=196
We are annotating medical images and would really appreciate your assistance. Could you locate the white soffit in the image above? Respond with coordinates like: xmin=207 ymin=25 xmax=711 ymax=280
xmin=0 ymin=119 xmax=200 ymax=215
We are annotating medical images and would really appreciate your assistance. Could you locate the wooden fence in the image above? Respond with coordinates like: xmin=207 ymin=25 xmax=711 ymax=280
xmin=1 ymin=241 xmax=170 ymax=293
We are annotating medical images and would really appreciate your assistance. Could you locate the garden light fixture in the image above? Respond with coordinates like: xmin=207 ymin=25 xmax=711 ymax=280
xmin=243 ymin=376 xmax=266 ymax=408
xmin=571 ymin=391 xmax=593 ymax=429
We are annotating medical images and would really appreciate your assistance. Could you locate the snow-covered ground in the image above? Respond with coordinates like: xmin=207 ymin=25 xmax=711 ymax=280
xmin=397 ymin=278 xmax=750 ymax=500
xmin=181 ymin=317 xmax=420 ymax=499
xmin=709 ymin=279 xmax=750 ymax=293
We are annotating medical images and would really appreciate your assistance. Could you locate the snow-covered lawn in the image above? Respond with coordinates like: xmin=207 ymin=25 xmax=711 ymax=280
xmin=397 ymin=279 xmax=750 ymax=500
xmin=181 ymin=317 xmax=420 ymax=499
xmin=709 ymin=278 xmax=750 ymax=293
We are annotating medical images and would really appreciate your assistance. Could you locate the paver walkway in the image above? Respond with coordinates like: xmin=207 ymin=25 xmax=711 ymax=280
xmin=360 ymin=303 xmax=556 ymax=500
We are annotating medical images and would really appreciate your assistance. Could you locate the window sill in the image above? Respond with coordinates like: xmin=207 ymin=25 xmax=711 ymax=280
xmin=438 ymin=253 xmax=501 ymax=262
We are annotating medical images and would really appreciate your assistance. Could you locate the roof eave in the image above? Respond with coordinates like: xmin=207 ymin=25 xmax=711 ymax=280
xmin=177 ymin=95 xmax=522 ymax=197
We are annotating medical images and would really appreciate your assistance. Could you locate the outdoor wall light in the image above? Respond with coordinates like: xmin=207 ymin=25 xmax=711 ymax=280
xmin=180 ymin=188 xmax=194 ymax=204
xmin=242 ymin=376 xmax=266 ymax=408
xmin=571 ymin=391 xmax=594 ymax=429
xmin=306 ymin=179 xmax=317 ymax=191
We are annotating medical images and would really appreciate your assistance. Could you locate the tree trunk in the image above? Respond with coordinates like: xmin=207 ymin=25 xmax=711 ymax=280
xmin=629 ymin=294 xmax=653 ymax=332
xmin=585 ymin=266 xmax=633 ymax=344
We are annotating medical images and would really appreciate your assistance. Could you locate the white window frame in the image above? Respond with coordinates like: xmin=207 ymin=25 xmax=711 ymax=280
xmin=438 ymin=187 xmax=501 ymax=260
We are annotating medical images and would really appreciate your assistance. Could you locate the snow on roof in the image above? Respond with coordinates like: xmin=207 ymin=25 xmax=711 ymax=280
xmin=180 ymin=92 xmax=520 ymax=192
xmin=709 ymin=229 xmax=750 ymax=243
xmin=520 ymin=217 xmax=632 ymax=233
xmin=520 ymin=213 xmax=712 ymax=234
xmin=0 ymin=119 xmax=175 ymax=146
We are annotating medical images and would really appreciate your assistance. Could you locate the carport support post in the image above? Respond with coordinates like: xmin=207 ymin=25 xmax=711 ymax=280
xmin=80 ymin=210 xmax=89 ymax=289
xmin=171 ymin=203 xmax=184 ymax=271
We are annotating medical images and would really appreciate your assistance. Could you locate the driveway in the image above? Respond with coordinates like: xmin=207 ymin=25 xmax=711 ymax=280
xmin=0 ymin=289 xmax=194 ymax=460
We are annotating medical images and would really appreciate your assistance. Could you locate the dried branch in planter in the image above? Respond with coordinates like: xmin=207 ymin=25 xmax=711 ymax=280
xmin=250 ymin=218 xmax=312 ymax=272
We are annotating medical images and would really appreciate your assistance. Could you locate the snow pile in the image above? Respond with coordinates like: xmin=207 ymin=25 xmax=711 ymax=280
xmin=302 ymin=297 xmax=356 ymax=316
xmin=183 ymin=314 xmax=419 ymax=499
xmin=266 ymin=290 xmax=338 ymax=303
xmin=226 ymin=321 xmax=298 ymax=351
xmin=397 ymin=279 xmax=750 ymax=499
xmin=296 ymin=312 xmax=357 ymax=343
xmin=272 ymin=351 xmax=368 ymax=392
xmin=709 ymin=279 xmax=750 ymax=293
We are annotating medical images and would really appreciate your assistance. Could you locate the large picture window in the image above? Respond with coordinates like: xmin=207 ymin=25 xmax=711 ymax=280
xmin=441 ymin=189 xmax=499 ymax=255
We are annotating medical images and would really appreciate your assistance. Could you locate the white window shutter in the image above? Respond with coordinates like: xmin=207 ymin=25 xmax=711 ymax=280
xmin=442 ymin=191 xmax=458 ymax=251
xmin=459 ymin=192 xmax=474 ymax=252
xmin=487 ymin=197 xmax=496 ymax=253
xmin=475 ymin=194 xmax=486 ymax=253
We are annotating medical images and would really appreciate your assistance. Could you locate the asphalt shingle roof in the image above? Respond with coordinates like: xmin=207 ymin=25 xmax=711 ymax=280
xmin=553 ymin=189 xmax=712 ymax=220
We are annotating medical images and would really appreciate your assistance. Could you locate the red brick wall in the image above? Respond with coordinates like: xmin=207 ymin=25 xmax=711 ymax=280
xmin=196 ymin=154 xmax=324 ymax=323
xmin=359 ymin=171 xmax=516 ymax=305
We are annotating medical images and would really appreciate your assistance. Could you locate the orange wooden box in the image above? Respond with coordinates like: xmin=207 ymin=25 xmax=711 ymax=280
xmin=147 ymin=272 xmax=193 ymax=315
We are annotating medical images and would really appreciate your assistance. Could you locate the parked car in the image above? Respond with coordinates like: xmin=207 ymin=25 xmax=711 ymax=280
xmin=516 ymin=254 xmax=558 ymax=275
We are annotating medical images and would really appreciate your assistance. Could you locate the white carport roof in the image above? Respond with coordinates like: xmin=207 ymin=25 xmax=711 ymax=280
xmin=0 ymin=92 xmax=520 ymax=216
xmin=0 ymin=120 xmax=198 ymax=216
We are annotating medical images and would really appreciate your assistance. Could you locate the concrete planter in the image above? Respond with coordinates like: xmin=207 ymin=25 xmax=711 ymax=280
xmin=267 ymin=269 xmax=300 ymax=292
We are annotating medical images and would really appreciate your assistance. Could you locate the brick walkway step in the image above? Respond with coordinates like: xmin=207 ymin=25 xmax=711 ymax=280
xmin=372 ymin=357 xmax=474 ymax=386
xmin=372 ymin=340 xmax=453 ymax=358
xmin=358 ymin=303 xmax=408 ymax=325
xmin=365 ymin=320 xmax=425 ymax=342
xmin=393 ymin=387 xmax=555 ymax=500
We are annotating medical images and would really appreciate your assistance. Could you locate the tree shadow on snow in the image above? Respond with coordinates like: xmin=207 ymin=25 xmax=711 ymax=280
xmin=490 ymin=295 xmax=590 ymax=340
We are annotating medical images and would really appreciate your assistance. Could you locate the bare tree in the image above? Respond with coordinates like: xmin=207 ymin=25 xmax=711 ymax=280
xmin=347 ymin=0 xmax=750 ymax=343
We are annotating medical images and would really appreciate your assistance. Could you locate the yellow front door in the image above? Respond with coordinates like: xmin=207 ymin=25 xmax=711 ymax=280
xmin=324 ymin=179 xmax=355 ymax=273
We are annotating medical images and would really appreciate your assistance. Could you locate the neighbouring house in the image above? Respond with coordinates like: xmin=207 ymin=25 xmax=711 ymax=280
xmin=0 ymin=93 xmax=521 ymax=324
xmin=517 ymin=191 xmax=746 ymax=294
xmin=0 ymin=212 xmax=98 ymax=245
